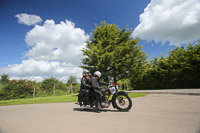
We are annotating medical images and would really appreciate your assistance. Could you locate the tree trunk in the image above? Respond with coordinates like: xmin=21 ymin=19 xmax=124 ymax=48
xmin=70 ymin=84 xmax=73 ymax=94
xmin=33 ymin=85 xmax=36 ymax=98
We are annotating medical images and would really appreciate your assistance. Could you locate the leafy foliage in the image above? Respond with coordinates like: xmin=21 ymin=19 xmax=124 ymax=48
xmin=40 ymin=77 xmax=67 ymax=95
xmin=1 ymin=80 xmax=36 ymax=100
xmin=81 ymin=21 xmax=147 ymax=83
xmin=133 ymin=43 xmax=200 ymax=89
xmin=66 ymin=75 xmax=78 ymax=86
xmin=0 ymin=74 xmax=9 ymax=84
xmin=72 ymin=84 xmax=80 ymax=93
xmin=0 ymin=76 xmax=72 ymax=100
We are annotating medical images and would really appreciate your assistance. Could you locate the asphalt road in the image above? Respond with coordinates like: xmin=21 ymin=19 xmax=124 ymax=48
xmin=0 ymin=93 xmax=200 ymax=133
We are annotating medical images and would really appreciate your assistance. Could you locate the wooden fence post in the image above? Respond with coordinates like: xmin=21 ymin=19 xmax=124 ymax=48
xmin=53 ymin=84 xmax=56 ymax=96
xmin=70 ymin=84 xmax=73 ymax=94
xmin=33 ymin=85 xmax=36 ymax=98
xmin=66 ymin=83 xmax=73 ymax=95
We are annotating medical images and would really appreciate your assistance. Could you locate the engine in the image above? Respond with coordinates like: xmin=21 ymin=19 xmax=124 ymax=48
xmin=101 ymin=97 xmax=110 ymax=108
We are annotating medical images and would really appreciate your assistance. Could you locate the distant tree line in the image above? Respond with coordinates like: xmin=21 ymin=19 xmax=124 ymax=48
xmin=133 ymin=43 xmax=200 ymax=89
xmin=0 ymin=75 xmax=79 ymax=100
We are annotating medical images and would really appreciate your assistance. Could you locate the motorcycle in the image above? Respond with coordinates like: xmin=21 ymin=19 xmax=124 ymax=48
xmin=77 ymin=85 xmax=132 ymax=111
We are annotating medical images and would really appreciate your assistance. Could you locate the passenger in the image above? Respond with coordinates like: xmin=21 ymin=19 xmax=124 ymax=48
xmin=79 ymin=70 xmax=91 ymax=104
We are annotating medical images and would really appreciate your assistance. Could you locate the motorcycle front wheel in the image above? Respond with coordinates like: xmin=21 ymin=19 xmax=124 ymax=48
xmin=112 ymin=91 xmax=132 ymax=111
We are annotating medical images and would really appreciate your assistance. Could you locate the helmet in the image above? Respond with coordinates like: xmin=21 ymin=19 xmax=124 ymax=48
xmin=94 ymin=71 xmax=101 ymax=78
xmin=83 ymin=70 xmax=89 ymax=75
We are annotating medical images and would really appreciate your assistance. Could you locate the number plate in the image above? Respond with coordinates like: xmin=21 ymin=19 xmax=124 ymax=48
xmin=109 ymin=87 xmax=116 ymax=94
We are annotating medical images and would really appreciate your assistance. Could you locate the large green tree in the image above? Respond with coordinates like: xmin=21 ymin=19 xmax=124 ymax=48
xmin=81 ymin=21 xmax=147 ymax=83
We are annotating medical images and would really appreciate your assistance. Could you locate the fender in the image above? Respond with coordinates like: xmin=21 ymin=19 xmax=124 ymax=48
xmin=111 ymin=91 xmax=129 ymax=109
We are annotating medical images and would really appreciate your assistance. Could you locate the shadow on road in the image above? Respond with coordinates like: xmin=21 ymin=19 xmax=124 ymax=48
xmin=73 ymin=107 xmax=121 ymax=113
xmin=0 ymin=127 xmax=4 ymax=133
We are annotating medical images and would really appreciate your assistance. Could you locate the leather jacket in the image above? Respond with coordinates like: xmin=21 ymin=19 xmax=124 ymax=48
xmin=90 ymin=77 xmax=108 ymax=93
xmin=80 ymin=76 xmax=90 ymax=90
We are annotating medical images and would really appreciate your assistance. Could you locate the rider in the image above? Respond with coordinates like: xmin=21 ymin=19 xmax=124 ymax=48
xmin=90 ymin=71 xmax=109 ymax=111
xmin=79 ymin=70 xmax=91 ymax=105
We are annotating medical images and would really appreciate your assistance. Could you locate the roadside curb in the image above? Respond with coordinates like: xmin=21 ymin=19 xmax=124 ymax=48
xmin=126 ymin=91 xmax=200 ymax=96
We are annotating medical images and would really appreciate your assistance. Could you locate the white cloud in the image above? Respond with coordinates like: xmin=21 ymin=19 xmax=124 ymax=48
xmin=15 ymin=13 xmax=43 ymax=26
xmin=25 ymin=19 xmax=89 ymax=65
xmin=0 ymin=58 xmax=83 ymax=82
xmin=0 ymin=18 xmax=88 ymax=82
xmin=9 ymin=76 xmax=44 ymax=82
xmin=132 ymin=0 xmax=200 ymax=46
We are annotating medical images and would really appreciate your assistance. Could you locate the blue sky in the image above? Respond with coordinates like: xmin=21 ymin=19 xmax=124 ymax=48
xmin=0 ymin=0 xmax=199 ymax=81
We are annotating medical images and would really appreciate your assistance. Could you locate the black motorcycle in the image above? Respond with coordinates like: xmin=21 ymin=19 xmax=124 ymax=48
xmin=77 ymin=85 xmax=132 ymax=111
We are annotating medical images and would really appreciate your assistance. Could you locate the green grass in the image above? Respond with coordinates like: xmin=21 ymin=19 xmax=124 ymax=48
xmin=0 ymin=93 xmax=146 ymax=106
xmin=128 ymin=92 xmax=147 ymax=98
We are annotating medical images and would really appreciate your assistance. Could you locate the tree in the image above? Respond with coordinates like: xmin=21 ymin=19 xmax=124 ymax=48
xmin=0 ymin=74 xmax=9 ymax=84
xmin=40 ymin=77 xmax=67 ymax=95
xmin=66 ymin=75 xmax=78 ymax=86
xmin=81 ymin=21 xmax=147 ymax=84
xmin=135 ymin=42 xmax=200 ymax=89
xmin=167 ymin=43 xmax=200 ymax=88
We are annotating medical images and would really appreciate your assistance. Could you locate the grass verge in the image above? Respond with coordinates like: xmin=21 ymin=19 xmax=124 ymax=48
xmin=0 ymin=93 xmax=146 ymax=106
xmin=128 ymin=92 xmax=147 ymax=98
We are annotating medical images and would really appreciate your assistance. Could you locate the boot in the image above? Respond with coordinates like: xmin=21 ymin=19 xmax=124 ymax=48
xmin=96 ymin=103 xmax=102 ymax=111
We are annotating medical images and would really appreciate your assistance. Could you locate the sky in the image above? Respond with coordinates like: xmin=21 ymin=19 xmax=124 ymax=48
xmin=0 ymin=0 xmax=200 ymax=82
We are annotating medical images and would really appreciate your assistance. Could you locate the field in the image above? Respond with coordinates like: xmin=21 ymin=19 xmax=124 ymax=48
xmin=0 ymin=92 xmax=146 ymax=106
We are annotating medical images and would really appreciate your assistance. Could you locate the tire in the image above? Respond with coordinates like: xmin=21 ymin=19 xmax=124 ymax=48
xmin=112 ymin=91 xmax=132 ymax=111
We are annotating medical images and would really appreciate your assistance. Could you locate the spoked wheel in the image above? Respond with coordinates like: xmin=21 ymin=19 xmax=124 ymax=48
xmin=112 ymin=92 xmax=132 ymax=111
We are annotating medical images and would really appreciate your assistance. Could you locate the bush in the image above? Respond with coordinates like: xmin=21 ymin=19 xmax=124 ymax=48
xmin=0 ymin=84 xmax=4 ymax=93
xmin=72 ymin=84 xmax=80 ymax=93
xmin=1 ymin=80 xmax=36 ymax=100
xmin=54 ymin=89 xmax=67 ymax=96
xmin=40 ymin=77 xmax=67 ymax=95
xmin=0 ymin=84 xmax=5 ymax=100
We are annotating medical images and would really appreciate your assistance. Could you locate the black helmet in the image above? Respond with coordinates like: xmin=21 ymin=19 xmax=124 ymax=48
xmin=83 ymin=70 xmax=89 ymax=75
